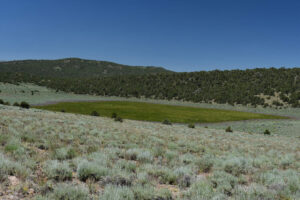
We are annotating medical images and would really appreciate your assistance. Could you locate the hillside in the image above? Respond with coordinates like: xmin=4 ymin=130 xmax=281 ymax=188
xmin=0 ymin=58 xmax=171 ymax=78
xmin=46 ymin=68 xmax=298 ymax=107
xmin=0 ymin=60 xmax=299 ymax=107
xmin=0 ymin=105 xmax=299 ymax=199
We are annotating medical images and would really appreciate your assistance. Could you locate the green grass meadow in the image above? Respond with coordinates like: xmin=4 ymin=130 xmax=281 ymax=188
xmin=35 ymin=101 xmax=286 ymax=123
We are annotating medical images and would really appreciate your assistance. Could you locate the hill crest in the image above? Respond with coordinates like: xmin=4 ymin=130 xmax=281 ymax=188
xmin=0 ymin=58 xmax=172 ymax=78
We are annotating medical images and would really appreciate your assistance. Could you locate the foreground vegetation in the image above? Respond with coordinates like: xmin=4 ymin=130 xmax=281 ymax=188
xmin=35 ymin=101 xmax=286 ymax=123
xmin=0 ymin=105 xmax=299 ymax=199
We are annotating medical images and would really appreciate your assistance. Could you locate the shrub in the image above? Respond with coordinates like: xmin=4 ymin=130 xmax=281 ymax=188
xmin=196 ymin=155 xmax=214 ymax=173
xmin=179 ymin=153 xmax=197 ymax=164
xmin=20 ymin=101 xmax=30 ymax=109
xmin=0 ymin=135 xmax=9 ymax=146
xmin=223 ymin=157 xmax=250 ymax=176
xmin=279 ymin=155 xmax=294 ymax=169
xmin=3 ymin=101 xmax=10 ymax=106
xmin=5 ymin=143 xmax=19 ymax=152
xmin=137 ymin=151 xmax=153 ymax=163
xmin=101 ymin=185 xmax=134 ymax=200
xmin=132 ymin=185 xmax=155 ymax=200
xmin=135 ymin=172 xmax=150 ymax=185
xmin=174 ymin=167 xmax=193 ymax=188
xmin=125 ymin=149 xmax=139 ymax=161
xmin=155 ymin=188 xmax=173 ymax=200
xmin=77 ymin=160 xmax=109 ymax=181
xmin=264 ymin=129 xmax=271 ymax=135
xmin=272 ymin=100 xmax=284 ymax=107
xmin=43 ymin=160 xmax=72 ymax=181
xmin=162 ymin=119 xmax=172 ymax=125
xmin=50 ymin=183 xmax=89 ymax=200
xmin=0 ymin=99 xmax=3 ymax=104
xmin=91 ymin=110 xmax=99 ymax=116
xmin=21 ymin=132 xmax=36 ymax=143
xmin=188 ymin=123 xmax=195 ymax=128
xmin=114 ymin=116 xmax=123 ymax=122
xmin=234 ymin=183 xmax=276 ymax=200
xmin=0 ymin=153 xmax=28 ymax=179
xmin=115 ymin=160 xmax=137 ymax=172
xmin=111 ymin=112 xmax=117 ymax=118
xmin=148 ymin=166 xmax=178 ymax=185
xmin=225 ymin=126 xmax=233 ymax=132
xmin=184 ymin=179 xmax=214 ymax=199
xmin=210 ymin=171 xmax=238 ymax=196
xmin=103 ymin=170 xmax=133 ymax=186
xmin=61 ymin=109 xmax=65 ymax=112
xmin=125 ymin=149 xmax=153 ymax=163
xmin=13 ymin=102 xmax=20 ymax=107
xmin=53 ymin=147 xmax=77 ymax=160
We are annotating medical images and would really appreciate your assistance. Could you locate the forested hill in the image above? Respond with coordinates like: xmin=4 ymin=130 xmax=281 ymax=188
xmin=0 ymin=63 xmax=299 ymax=107
xmin=0 ymin=58 xmax=171 ymax=78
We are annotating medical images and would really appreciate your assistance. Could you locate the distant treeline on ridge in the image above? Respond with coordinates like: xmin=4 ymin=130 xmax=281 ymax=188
xmin=0 ymin=58 xmax=299 ymax=107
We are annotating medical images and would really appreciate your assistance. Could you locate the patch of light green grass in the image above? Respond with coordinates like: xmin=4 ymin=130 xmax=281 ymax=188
xmin=35 ymin=101 xmax=286 ymax=123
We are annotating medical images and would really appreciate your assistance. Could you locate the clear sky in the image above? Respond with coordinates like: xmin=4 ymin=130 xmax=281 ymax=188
xmin=1 ymin=0 xmax=300 ymax=72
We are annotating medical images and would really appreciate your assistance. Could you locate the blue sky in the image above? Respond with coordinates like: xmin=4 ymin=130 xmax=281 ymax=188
xmin=0 ymin=0 xmax=300 ymax=72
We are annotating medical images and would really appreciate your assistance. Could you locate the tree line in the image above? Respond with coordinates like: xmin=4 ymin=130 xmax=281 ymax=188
xmin=0 ymin=67 xmax=299 ymax=107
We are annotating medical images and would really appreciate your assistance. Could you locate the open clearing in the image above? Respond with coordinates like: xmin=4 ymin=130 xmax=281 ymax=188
xmin=35 ymin=101 xmax=286 ymax=123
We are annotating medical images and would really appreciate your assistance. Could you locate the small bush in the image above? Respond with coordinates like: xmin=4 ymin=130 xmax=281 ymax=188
xmin=61 ymin=109 xmax=65 ymax=113
xmin=184 ymin=179 xmax=214 ymax=199
xmin=225 ymin=126 xmax=233 ymax=132
xmin=44 ymin=160 xmax=72 ymax=181
xmin=5 ymin=143 xmax=19 ymax=152
xmin=0 ymin=153 xmax=28 ymax=179
xmin=77 ymin=160 xmax=109 ymax=181
xmin=0 ymin=135 xmax=9 ymax=146
xmin=20 ymin=101 xmax=30 ymax=109
xmin=223 ymin=157 xmax=250 ymax=176
xmin=90 ymin=111 xmax=99 ymax=116
xmin=103 ymin=171 xmax=133 ymax=187
xmin=101 ymin=185 xmax=134 ymax=200
xmin=21 ymin=133 xmax=36 ymax=143
xmin=0 ymin=99 xmax=3 ymax=104
xmin=53 ymin=147 xmax=77 ymax=160
xmin=13 ymin=102 xmax=20 ymax=107
xmin=174 ymin=167 xmax=193 ymax=188
xmin=114 ymin=116 xmax=123 ymax=122
xmin=132 ymin=185 xmax=155 ymax=200
xmin=50 ymin=183 xmax=89 ymax=200
xmin=196 ymin=155 xmax=214 ymax=173
xmin=179 ymin=153 xmax=197 ymax=164
xmin=125 ymin=149 xmax=139 ymax=161
xmin=162 ymin=119 xmax=172 ymax=125
xmin=188 ymin=123 xmax=195 ymax=128
xmin=137 ymin=151 xmax=153 ymax=163
xmin=115 ymin=160 xmax=137 ymax=172
xmin=111 ymin=112 xmax=117 ymax=118
xmin=148 ymin=167 xmax=178 ymax=185
xmin=210 ymin=171 xmax=238 ymax=196
xmin=264 ymin=129 xmax=271 ymax=135
xmin=234 ymin=183 xmax=276 ymax=200
xmin=155 ymin=188 xmax=173 ymax=200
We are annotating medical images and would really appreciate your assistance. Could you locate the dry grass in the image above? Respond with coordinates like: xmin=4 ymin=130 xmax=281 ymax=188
xmin=0 ymin=105 xmax=299 ymax=199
